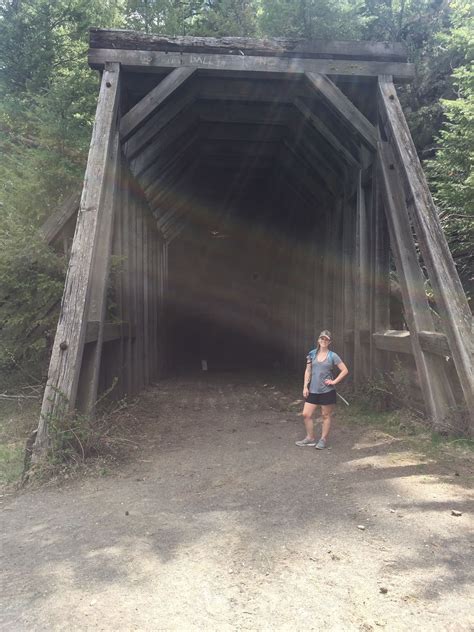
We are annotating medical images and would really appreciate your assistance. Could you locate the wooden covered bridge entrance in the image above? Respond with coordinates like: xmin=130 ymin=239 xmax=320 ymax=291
xmin=33 ymin=30 xmax=473 ymax=458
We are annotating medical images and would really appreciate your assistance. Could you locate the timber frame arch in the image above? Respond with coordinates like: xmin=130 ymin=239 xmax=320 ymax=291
xmin=33 ymin=30 xmax=473 ymax=459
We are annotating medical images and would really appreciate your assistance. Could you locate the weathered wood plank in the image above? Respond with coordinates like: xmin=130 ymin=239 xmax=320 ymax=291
xmin=294 ymin=97 xmax=361 ymax=167
xmin=90 ymin=29 xmax=408 ymax=62
xmin=378 ymin=76 xmax=473 ymax=423
xmin=40 ymin=190 xmax=81 ymax=245
xmin=75 ymin=130 xmax=121 ymax=414
xmin=378 ymin=139 xmax=456 ymax=428
xmin=89 ymin=49 xmax=415 ymax=82
xmin=373 ymin=330 xmax=412 ymax=354
xmin=305 ymin=72 xmax=377 ymax=149
xmin=418 ymin=331 xmax=450 ymax=357
xmin=85 ymin=321 xmax=135 ymax=344
xmin=33 ymin=63 xmax=121 ymax=461
xmin=373 ymin=330 xmax=451 ymax=358
xmin=120 ymin=66 xmax=196 ymax=141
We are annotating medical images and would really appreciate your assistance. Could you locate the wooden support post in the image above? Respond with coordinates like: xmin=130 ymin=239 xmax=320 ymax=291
xmin=332 ymin=196 xmax=345 ymax=354
xmin=33 ymin=63 xmax=121 ymax=461
xmin=372 ymin=167 xmax=391 ymax=377
xmin=354 ymin=170 xmax=371 ymax=385
xmin=378 ymin=140 xmax=456 ymax=428
xmin=342 ymin=186 xmax=355 ymax=375
xmin=143 ymin=214 xmax=150 ymax=385
xmin=75 ymin=131 xmax=121 ymax=413
xmin=121 ymin=169 xmax=133 ymax=396
xmin=378 ymin=76 xmax=473 ymax=425
xmin=136 ymin=198 xmax=145 ymax=390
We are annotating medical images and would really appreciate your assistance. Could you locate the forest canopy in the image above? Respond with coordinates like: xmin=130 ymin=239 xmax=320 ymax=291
xmin=0 ymin=0 xmax=472 ymax=380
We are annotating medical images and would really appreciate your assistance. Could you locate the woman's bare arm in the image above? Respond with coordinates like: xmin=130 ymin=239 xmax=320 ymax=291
xmin=325 ymin=361 xmax=349 ymax=386
xmin=303 ymin=361 xmax=311 ymax=396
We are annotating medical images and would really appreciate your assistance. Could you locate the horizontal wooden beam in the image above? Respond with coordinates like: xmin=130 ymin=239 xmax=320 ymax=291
xmin=418 ymin=331 xmax=450 ymax=358
xmin=89 ymin=49 xmax=415 ymax=82
xmin=196 ymin=77 xmax=304 ymax=103
xmin=196 ymin=100 xmax=293 ymax=126
xmin=198 ymin=121 xmax=286 ymax=143
xmin=305 ymin=72 xmax=377 ymax=149
xmin=373 ymin=330 xmax=451 ymax=358
xmin=85 ymin=321 xmax=136 ymax=344
xmin=373 ymin=330 xmax=412 ymax=354
xmin=90 ymin=30 xmax=409 ymax=62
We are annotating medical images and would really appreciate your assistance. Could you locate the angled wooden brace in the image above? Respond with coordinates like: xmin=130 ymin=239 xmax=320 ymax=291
xmin=378 ymin=76 xmax=473 ymax=427
xmin=120 ymin=66 xmax=197 ymax=141
xmin=304 ymin=73 xmax=377 ymax=151
xmin=378 ymin=139 xmax=457 ymax=428
xmin=33 ymin=63 xmax=121 ymax=461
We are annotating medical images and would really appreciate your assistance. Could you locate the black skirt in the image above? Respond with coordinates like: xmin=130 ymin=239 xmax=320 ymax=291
xmin=305 ymin=390 xmax=337 ymax=405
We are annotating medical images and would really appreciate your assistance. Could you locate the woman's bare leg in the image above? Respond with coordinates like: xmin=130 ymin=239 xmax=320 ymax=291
xmin=302 ymin=402 xmax=318 ymax=439
xmin=320 ymin=404 xmax=334 ymax=441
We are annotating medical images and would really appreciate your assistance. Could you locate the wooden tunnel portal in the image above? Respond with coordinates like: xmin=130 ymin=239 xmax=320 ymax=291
xmin=34 ymin=30 xmax=473 ymax=458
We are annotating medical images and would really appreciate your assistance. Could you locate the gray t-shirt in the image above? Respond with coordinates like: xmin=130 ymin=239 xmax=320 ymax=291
xmin=307 ymin=349 xmax=342 ymax=394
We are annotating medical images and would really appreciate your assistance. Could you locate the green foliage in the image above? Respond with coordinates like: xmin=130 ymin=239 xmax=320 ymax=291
xmin=427 ymin=64 xmax=474 ymax=297
xmin=0 ymin=0 xmax=472 ymax=391
xmin=0 ymin=217 xmax=65 ymax=378
xmin=259 ymin=0 xmax=368 ymax=39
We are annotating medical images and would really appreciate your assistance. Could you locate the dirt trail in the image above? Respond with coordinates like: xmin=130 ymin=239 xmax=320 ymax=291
xmin=2 ymin=373 xmax=473 ymax=631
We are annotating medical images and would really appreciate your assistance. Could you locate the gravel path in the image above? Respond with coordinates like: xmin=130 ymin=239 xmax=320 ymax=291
xmin=2 ymin=373 xmax=473 ymax=631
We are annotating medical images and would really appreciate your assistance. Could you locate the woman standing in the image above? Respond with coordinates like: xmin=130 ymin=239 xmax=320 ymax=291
xmin=295 ymin=330 xmax=348 ymax=449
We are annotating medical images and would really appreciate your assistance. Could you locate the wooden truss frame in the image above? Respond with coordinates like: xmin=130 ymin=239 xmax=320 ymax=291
xmin=33 ymin=30 xmax=473 ymax=461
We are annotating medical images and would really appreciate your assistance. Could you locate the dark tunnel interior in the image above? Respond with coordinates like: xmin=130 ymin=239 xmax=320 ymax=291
xmin=119 ymin=72 xmax=378 ymax=373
